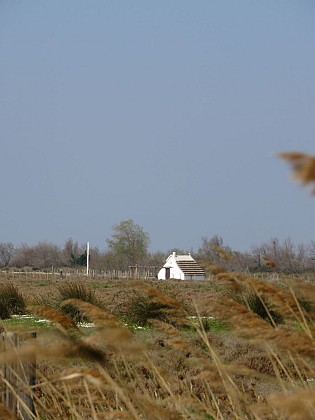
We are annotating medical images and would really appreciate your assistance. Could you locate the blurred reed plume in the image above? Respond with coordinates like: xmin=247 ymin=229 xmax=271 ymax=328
xmin=57 ymin=281 xmax=104 ymax=322
xmin=279 ymin=151 xmax=315 ymax=193
xmin=263 ymin=256 xmax=276 ymax=269
xmin=210 ymin=245 xmax=234 ymax=260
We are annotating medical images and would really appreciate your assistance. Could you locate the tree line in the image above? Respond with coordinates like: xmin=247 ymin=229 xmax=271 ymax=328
xmin=1 ymin=219 xmax=315 ymax=274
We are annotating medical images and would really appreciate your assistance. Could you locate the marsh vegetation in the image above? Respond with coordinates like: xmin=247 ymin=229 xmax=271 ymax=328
xmin=0 ymin=269 xmax=314 ymax=419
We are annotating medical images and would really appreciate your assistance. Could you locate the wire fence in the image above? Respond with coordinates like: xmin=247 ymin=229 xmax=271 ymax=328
xmin=0 ymin=268 xmax=159 ymax=280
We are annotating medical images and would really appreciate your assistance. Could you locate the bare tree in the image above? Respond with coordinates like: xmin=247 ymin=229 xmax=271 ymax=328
xmin=251 ymin=238 xmax=309 ymax=273
xmin=198 ymin=235 xmax=225 ymax=262
xmin=0 ymin=242 xmax=15 ymax=267
xmin=12 ymin=244 xmax=37 ymax=268
xmin=11 ymin=242 xmax=62 ymax=269
xmin=33 ymin=242 xmax=62 ymax=268
xmin=86 ymin=246 xmax=108 ymax=270
xmin=196 ymin=235 xmax=251 ymax=272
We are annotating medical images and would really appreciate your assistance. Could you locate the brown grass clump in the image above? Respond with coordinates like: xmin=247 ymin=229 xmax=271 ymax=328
xmin=114 ymin=281 xmax=188 ymax=327
xmin=204 ymin=265 xmax=315 ymax=360
xmin=57 ymin=281 xmax=105 ymax=322
xmin=207 ymin=263 xmax=312 ymax=325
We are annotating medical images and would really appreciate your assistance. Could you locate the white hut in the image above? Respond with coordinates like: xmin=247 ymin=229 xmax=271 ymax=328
xmin=158 ymin=252 xmax=205 ymax=280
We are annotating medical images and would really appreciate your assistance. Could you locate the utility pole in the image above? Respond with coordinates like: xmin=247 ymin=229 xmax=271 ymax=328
xmin=86 ymin=242 xmax=90 ymax=276
xmin=273 ymin=240 xmax=277 ymax=260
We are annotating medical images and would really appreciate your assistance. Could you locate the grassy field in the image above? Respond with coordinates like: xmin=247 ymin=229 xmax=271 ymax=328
xmin=0 ymin=271 xmax=314 ymax=419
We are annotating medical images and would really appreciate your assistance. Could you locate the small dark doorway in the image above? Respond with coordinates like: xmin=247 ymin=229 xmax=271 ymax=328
xmin=165 ymin=267 xmax=170 ymax=279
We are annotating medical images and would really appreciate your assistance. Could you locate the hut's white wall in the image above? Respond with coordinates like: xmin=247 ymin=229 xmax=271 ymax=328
xmin=158 ymin=269 xmax=204 ymax=280
xmin=157 ymin=267 xmax=184 ymax=280
xmin=157 ymin=253 xmax=184 ymax=280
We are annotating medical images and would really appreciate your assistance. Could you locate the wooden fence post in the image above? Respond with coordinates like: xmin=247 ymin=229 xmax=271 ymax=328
xmin=1 ymin=332 xmax=36 ymax=420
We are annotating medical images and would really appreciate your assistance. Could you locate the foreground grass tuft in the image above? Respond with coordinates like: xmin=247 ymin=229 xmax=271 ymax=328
xmin=57 ymin=281 xmax=104 ymax=322
xmin=0 ymin=284 xmax=26 ymax=319
xmin=114 ymin=287 xmax=187 ymax=327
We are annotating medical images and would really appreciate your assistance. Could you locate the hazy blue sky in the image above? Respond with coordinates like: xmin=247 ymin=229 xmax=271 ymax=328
xmin=1 ymin=1 xmax=315 ymax=253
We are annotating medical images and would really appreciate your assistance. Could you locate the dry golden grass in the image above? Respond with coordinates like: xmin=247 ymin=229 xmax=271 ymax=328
xmin=0 ymin=273 xmax=313 ymax=419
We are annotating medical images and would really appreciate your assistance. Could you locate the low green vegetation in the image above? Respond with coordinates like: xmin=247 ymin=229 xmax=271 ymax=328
xmin=188 ymin=316 xmax=230 ymax=333
xmin=1 ymin=315 xmax=51 ymax=329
